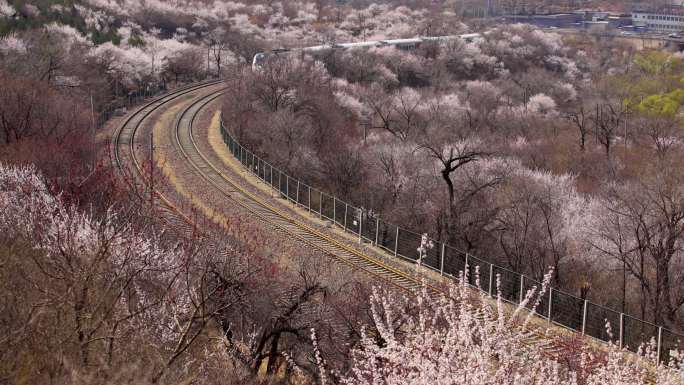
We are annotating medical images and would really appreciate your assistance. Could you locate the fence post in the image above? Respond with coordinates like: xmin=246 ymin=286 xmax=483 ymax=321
xmin=375 ymin=217 xmax=380 ymax=246
xmin=344 ymin=204 xmax=348 ymax=231
xmin=319 ymin=193 xmax=323 ymax=219
xmin=547 ymin=289 xmax=553 ymax=322
xmin=358 ymin=210 xmax=363 ymax=243
xmin=252 ymin=152 xmax=255 ymax=174
xmin=465 ymin=253 xmax=469 ymax=284
xmin=394 ymin=227 xmax=399 ymax=257
xmin=488 ymin=264 xmax=494 ymax=297
xmin=278 ymin=171 xmax=282 ymax=198
xmin=657 ymin=326 xmax=663 ymax=366
xmin=440 ymin=242 xmax=445 ymax=276
xmin=308 ymin=186 xmax=311 ymax=212
xmin=286 ymin=176 xmax=289 ymax=202
xmin=296 ymin=180 xmax=300 ymax=206
xmin=333 ymin=198 xmax=336 ymax=225
xmin=582 ymin=300 xmax=588 ymax=335
xmin=519 ymin=275 xmax=524 ymax=304
xmin=619 ymin=313 xmax=624 ymax=349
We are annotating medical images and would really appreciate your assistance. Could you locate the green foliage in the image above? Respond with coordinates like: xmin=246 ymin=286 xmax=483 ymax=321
xmin=91 ymin=28 xmax=121 ymax=45
xmin=633 ymin=89 xmax=684 ymax=116
xmin=128 ymin=31 xmax=144 ymax=47
xmin=634 ymin=51 xmax=684 ymax=76
xmin=622 ymin=51 xmax=684 ymax=117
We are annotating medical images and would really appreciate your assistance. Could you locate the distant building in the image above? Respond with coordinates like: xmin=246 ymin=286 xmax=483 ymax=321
xmin=632 ymin=11 xmax=684 ymax=33
xmin=502 ymin=12 xmax=630 ymax=30
xmin=502 ymin=13 xmax=583 ymax=28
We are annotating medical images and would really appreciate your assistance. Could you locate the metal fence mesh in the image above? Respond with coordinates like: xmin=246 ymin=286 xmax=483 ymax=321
xmin=310 ymin=188 xmax=322 ymax=215
xmin=522 ymin=277 xmax=549 ymax=319
xmin=321 ymin=193 xmax=334 ymax=221
xmin=551 ymin=290 xmax=584 ymax=331
xmin=583 ymin=302 xmax=620 ymax=343
xmin=361 ymin=212 xmax=376 ymax=243
xmin=493 ymin=266 xmax=521 ymax=304
xmin=467 ymin=254 xmax=491 ymax=293
xmin=422 ymin=239 xmax=441 ymax=273
xmin=266 ymin=164 xmax=273 ymax=188
xmin=660 ymin=328 xmax=682 ymax=364
xmin=396 ymin=228 xmax=421 ymax=261
xmin=377 ymin=219 xmax=397 ymax=254
xmin=247 ymin=152 xmax=256 ymax=175
xmin=298 ymin=183 xmax=310 ymax=208
xmin=623 ymin=315 xmax=658 ymax=353
xmin=287 ymin=176 xmax=297 ymax=202
xmin=278 ymin=171 xmax=287 ymax=198
xmin=219 ymin=119 xmax=684 ymax=361
xmin=334 ymin=199 xmax=346 ymax=227
xmin=442 ymin=246 xmax=467 ymax=279
xmin=346 ymin=206 xmax=361 ymax=234
xmin=258 ymin=160 xmax=265 ymax=182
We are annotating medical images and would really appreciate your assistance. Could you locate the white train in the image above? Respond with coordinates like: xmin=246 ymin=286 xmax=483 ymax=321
xmin=252 ymin=33 xmax=482 ymax=70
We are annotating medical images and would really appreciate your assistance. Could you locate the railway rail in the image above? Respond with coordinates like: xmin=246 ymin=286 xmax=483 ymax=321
xmin=111 ymin=81 xmax=436 ymax=295
xmin=111 ymin=81 xmax=675 ymax=381
xmin=174 ymin=89 xmax=437 ymax=295
xmin=111 ymin=80 xmax=223 ymax=230
xmin=171 ymin=86 xmax=574 ymax=356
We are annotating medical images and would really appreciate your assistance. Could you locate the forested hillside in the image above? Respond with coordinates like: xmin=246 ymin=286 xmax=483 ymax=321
xmin=2 ymin=1 xmax=684 ymax=384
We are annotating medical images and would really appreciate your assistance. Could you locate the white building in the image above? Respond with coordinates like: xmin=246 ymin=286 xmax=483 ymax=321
xmin=632 ymin=11 xmax=684 ymax=32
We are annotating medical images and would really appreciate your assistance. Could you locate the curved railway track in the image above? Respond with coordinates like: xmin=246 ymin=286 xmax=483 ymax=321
xmin=174 ymin=89 xmax=437 ymax=295
xmin=111 ymin=80 xmax=223 ymax=228
xmin=112 ymin=82 xmax=566 ymax=352
xmin=171 ymin=87 xmax=576 ymax=357
xmin=112 ymin=82 xmax=671 ymax=380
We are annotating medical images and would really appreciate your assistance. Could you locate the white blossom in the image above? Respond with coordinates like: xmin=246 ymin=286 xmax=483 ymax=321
xmin=0 ymin=0 xmax=14 ymax=18
xmin=527 ymin=93 xmax=557 ymax=115
xmin=0 ymin=34 xmax=27 ymax=53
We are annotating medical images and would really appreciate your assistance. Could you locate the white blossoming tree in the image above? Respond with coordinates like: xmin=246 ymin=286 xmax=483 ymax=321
xmin=316 ymin=272 xmax=684 ymax=385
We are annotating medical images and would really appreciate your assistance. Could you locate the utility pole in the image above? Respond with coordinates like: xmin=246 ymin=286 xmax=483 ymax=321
xmin=90 ymin=92 xmax=96 ymax=172
xmin=90 ymin=92 xmax=95 ymax=133
xmin=150 ymin=131 xmax=155 ymax=210
xmin=206 ymin=40 xmax=211 ymax=79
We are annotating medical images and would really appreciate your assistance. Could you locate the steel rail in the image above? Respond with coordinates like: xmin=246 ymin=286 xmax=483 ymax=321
xmin=111 ymin=81 xmax=224 ymax=225
xmin=111 ymin=83 xmax=668 ymax=382
xmin=174 ymin=89 xmax=434 ymax=295
xmin=173 ymin=88 xmax=594 ymax=360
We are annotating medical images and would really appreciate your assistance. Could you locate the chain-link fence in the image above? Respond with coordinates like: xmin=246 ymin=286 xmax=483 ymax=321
xmin=219 ymin=119 xmax=684 ymax=364
xmin=96 ymin=86 xmax=165 ymax=128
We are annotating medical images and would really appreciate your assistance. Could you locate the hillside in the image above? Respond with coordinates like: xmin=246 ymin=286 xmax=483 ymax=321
xmin=1 ymin=1 xmax=684 ymax=384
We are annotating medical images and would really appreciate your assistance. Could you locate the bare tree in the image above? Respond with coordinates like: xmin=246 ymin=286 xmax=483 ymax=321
xmin=418 ymin=110 xmax=489 ymax=209
xmin=0 ymin=74 xmax=87 ymax=145
xmin=163 ymin=47 xmax=204 ymax=84
xmin=592 ymin=101 xmax=628 ymax=162
xmin=566 ymin=102 xmax=590 ymax=152
xmin=366 ymin=87 xmax=426 ymax=142
xmin=633 ymin=114 xmax=681 ymax=161
xmin=593 ymin=171 xmax=684 ymax=327
xmin=495 ymin=178 xmax=568 ymax=284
